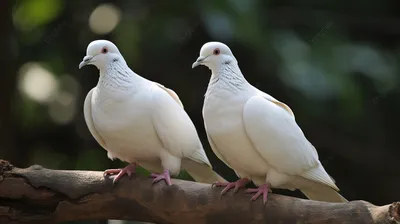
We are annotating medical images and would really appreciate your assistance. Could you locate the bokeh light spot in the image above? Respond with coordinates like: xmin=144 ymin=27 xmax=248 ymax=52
xmin=89 ymin=3 xmax=121 ymax=35
xmin=48 ymin=75 xmax=80 ymax=125
xmin=18 ymin=62 xmax=59 ymax=104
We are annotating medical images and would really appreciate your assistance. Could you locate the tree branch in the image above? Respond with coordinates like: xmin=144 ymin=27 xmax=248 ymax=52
xmin=0 ymin=160 xmax=399 ymax=224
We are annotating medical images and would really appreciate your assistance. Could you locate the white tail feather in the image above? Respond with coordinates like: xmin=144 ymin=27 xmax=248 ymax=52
xmin=286 ymin=175 xmax=348 ymax=203
xmin=300 ymin=183 xmax=348 ymax=203
xmin=301 ymin=188 xmax=348 ymax=203
xmin=182 ymin=159 xmax=226 ymax=184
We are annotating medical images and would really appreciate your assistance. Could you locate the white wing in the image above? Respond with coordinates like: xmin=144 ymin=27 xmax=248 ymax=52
xmin=242 ymin=95 xmax=337 ymax=189
xmin=150 ymin=84 xmax=212 ymax=167
xmin=154 ymin=82 xmax=184 ymax=108
xmin=83 ymin=88 xmax=107 ymax=149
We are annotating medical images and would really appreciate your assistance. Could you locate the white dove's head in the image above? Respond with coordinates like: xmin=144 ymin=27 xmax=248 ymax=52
xmin=79 ymin=40 xmax=123 ymax=70
xmin=192 ymin=41 xmax=236 ymax=71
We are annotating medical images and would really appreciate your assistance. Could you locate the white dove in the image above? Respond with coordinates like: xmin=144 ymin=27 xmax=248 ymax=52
xmin=192 ymin=41 xmax=347 ymax=204
xmin=79 ymin=40 xmax=225 ymax=186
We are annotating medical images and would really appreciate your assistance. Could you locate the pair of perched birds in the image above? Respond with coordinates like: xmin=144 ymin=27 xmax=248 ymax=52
xmin=79 ymin=40 xmax=347 ymax=204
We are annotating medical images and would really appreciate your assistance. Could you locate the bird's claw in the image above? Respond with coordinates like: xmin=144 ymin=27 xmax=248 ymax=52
xmin=103 ymin=169 xmax=122 ymax=176
xmin=150 ymin=169 xmax=172 ymax=186
xmin=213 ymin=178 xmax=249 ymax=195
xmin=103 ymin=163 xmax=137 ymax=185
xmin=245 ymin=183 xmax=270 ymax=204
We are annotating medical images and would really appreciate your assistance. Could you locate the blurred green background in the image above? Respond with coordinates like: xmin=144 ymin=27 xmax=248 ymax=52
xmin=2 ymin=0 xmax=400 ymax=223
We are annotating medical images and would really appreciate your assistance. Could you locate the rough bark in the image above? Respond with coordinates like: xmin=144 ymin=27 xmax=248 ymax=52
xmin=0 ymin=160 xmax=399 ymax=224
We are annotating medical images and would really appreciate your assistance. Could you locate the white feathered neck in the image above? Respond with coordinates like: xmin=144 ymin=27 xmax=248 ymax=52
xmin=97 ymin=58 xmax=147 ymax=95
xmin=206 ymin=60 xmax=250 ymax=97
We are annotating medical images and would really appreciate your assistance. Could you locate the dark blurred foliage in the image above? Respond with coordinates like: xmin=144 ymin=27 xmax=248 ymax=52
xmin=2 ymin=0 xmax=400 ymax=223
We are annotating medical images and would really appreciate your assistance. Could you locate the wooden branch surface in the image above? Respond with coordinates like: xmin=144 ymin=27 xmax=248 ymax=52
xmin=0 ymin=160 xmax=399 ymax=224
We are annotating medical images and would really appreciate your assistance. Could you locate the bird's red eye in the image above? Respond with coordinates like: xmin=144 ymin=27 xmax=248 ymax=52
xmin=101 ymin=47 xmax=108 ymax=54
xmin=213 ymin=48 xmax=220 ymax=55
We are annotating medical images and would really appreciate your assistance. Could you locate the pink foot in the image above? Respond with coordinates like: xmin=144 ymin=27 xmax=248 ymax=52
xmin=213 ymin=178 xmax=250 ymax=195
xmin=245 ymin=183 xmax=271 ymax=204
xmin=103 ymin=163 xmax=136 ymax=184
xmin=151 ymin=169 xmax=172 ymax=186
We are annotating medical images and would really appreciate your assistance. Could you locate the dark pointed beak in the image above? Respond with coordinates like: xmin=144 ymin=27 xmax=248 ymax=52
xmin=79 ymin=55 xmax=94 ymax=69
xmin=192 ymin=56 xmax=207 ymax=68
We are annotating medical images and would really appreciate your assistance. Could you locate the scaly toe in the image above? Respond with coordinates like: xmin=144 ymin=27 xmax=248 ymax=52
xmin=220 ymin=184 xmax=235 ymax=195
xmin=213 ymin=182 xmax=229 ymax=187
xmin=103 ymin=169 xmax=122 ymax=176
xmin=245 ymin=188 xmax=259 ymax=193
